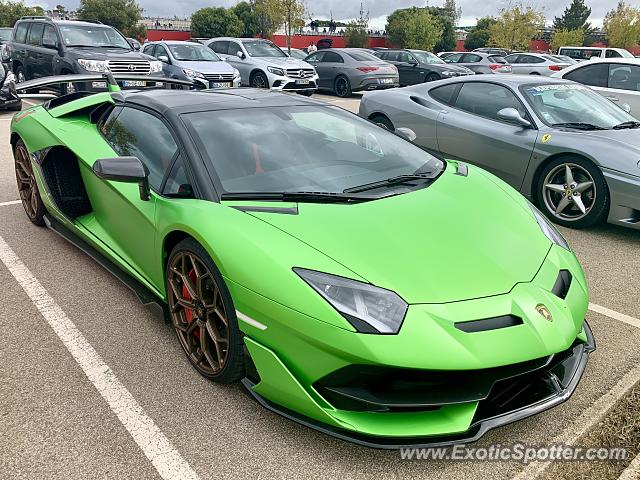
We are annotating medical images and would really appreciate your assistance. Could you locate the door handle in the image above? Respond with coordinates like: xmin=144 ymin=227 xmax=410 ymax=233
xmin=607 ymin=96 xmax=619 ymax=102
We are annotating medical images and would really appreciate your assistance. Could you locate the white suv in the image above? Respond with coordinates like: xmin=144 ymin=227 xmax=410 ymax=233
xmin=205 ymin=37 xmax=318 ymax=95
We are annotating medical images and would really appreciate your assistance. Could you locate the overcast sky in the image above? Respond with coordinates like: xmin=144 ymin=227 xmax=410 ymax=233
xmin=33 ymin=0 xmax=637 ymax=28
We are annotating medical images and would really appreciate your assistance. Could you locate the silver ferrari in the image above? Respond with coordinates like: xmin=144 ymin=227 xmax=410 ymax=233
xmin=359 ymin=76 xmax=640 ymax=230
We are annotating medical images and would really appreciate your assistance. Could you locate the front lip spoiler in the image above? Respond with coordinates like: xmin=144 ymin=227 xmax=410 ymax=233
xmin=241 ymin=321 xmax=595 ymax=449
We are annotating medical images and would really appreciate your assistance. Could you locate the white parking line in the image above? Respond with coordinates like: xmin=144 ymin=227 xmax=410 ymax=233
xmin=0 ymin=200 xmax=21 ymax=207
xmin=0 ymin=234 xmax=200 ymax=480
xmin=589 ymin=303 xmax=640 ymax=330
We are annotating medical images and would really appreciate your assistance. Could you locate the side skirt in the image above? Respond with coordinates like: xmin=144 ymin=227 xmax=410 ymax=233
xmin=44 ymin=214 xmax=170 ymax=322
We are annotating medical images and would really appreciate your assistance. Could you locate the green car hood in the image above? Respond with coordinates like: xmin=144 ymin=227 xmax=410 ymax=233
xmin=246 ymin=165 xmax=551 ymax=304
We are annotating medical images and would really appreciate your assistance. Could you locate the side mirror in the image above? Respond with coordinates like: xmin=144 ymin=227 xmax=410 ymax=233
xmin=236 ymin=50 xmax=245 ymax=59
xmin=621 ymin=103 xmax=632 ymax=113
xmin=157 ymin=55 xmax=170 ymax=64
xmin=93 ymin=156 xmax=150 ymax=201
xmin=497 ymin=107 xmax=531 ymax=127
xmin=395 ymin=127 xmax=417 ymax=142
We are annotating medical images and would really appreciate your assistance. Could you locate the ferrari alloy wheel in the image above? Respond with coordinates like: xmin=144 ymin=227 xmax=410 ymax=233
xmin=167 ymin=239 xmax=244 ymax=383
xmin=250 ymin=71 xmax=268 ymax=89
xmin=13 ymin=140 xmax=46 ymax=226
xmin=537 ymin=156 xmax=609 ymax=229
xmin=334 ymin=76 xmax=352 ymax=98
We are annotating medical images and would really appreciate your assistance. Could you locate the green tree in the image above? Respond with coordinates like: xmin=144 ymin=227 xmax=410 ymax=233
xmin=604 ymin=1 xmax=640 ymax=49
xmin=488 ymin=5 xmax=546 ymax=51
xmin=344 ymin=4 xmax=369 ymax=48
xmin=0 ymin=1 xmax=43 ymax=27
xmin=443 ymin=0 xmax=462 ymax=24
xmin=553 ymin=0 xmax=591 ymax=33
xmin=252 ymin=0 xmax=281 ymax=37
xmin=76 ymin=0 xmax=143 ymax=37
xmin=190 ymin=7 xmax=244 ymax=38
xmin=428 ymin=7 xmax=456 ymax=52
xmin=270 ymin=0 xmax=307 ymax=51
xmin=233 ymin=2 xmax=258 ymax=37
xmin=464 ymin=17 xmax=497 ymax=50
xmin=386 ymin=7 xmax=443 ymax=51
xmin=550 ymin=28 xmax=585 ymax=51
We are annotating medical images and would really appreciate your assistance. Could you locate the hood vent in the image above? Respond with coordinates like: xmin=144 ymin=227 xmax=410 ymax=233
xmin=552 ymin=270 xmax=572 ymax=299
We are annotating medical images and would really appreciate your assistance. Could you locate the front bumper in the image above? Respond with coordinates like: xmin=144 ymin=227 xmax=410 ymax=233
xmin=603 ymin=167 xmax=640 ymax=229
xmin=193 ymin=77 xmax=242 ymax=89
xmin=233 ymin=245 xmax=593 ymax=447
xmin=268 ymin=72 xmax=319 ymax=92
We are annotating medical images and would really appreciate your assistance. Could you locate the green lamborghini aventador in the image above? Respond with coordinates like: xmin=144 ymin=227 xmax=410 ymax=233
xmin=11 ymin=74 xmax=594 ymax=448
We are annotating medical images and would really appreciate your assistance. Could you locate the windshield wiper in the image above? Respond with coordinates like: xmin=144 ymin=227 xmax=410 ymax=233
xmin=220 ymin=191 xmax=372 ymax=203
xmin=343 ymin=173 xmax=436 ymax=194
xmin=551 ymin=122 xmax=606 ymax=130
xmin=612 ymin=121 xmax=640 ymax=130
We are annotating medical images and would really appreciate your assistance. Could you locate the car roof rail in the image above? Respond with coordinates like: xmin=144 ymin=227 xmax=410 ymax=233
xmin=79 ymin=19 xmax=104 ymax=24
xmin=19 ymin=16 xmax=53 ymax=21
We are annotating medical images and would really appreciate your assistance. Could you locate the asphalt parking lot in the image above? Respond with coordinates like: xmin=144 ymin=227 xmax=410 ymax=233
xmin=1 ymin=94 xmax=640 ymax=480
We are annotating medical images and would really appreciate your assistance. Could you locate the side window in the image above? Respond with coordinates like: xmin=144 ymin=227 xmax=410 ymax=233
xmin=526 ymin=55 xmax=545 ymax=64
xmin=102 ymin=107 xmax=178 ymax=191
xmin=209 ymin=41 xmax=229 ymax=55
xmin=142 ymin=44 xmax=155 ymax=56
xmin=398 ymin=51 xmax=412 ymax=63
xmin=27 ymin=23 xmax=44 ymax=46
xmin=454 ymin=82 xmax=527 ymax=121
xmin=564 ymin=63 xmax=608 ymax=88
xmin=375 ymin=51 xmax=387 ymax=60
xmin=163 ymin=156 xmax=194 ymax=198
xmin=155 ymin=44 xmax=169 ymax=59
xmin=228 ymin=42 xmax=242 ymax=56
xmin=429 ymin=83 xmax=460 ymax=106
xmin=608 ymin=64 xmax=640 ymax=91
xmin=505 ymin=54 xmax=519 ymax=63
xmin=14 ymin=22 xmax=29 ymax=43
xmin=386 ymin=51 xmax=400 ymax=62
xmin=322 ymin=51 xmax=343 ymax=63
xmin=463 ymin=54 xmax=482 ymax=63
xmin=444 ymin=52 xmax=463 ymax=63
xmin=305 ymin=51 xmax=323 ymax=63
xmin=606 ymin=50 xmax=622 ymax=58
xmin=42 ymin=25 xmax=58 ymax=47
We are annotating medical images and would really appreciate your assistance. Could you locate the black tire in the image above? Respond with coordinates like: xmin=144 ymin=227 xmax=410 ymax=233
xmin=369 ymin=114 xmax=394 ymax=131
xmin=8 ymin=100 xmax=23 ymax=111
xmin=425 ymin=72 xmax=440 ymax=82
xmin=334 ymin=75 xmax=352 ymax=98
xmin=13 ymin=139 xmax=46 ymax=226
xmin=250 ymin=71 xmax=269 ymax=89
xmin=14 ymin=65 xmax=27 ymax=84
xmin=166 ymin=238 xmax=244 ymax=383
xmin=535 ymin=155 xmax=609 ymax=229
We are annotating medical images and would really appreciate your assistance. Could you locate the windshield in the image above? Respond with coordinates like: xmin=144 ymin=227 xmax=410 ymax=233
xmin=242 ymin=40 xmax=286 ymax=58
xmin=521 ymin=83 xmax=635 ymax=129
xmin=168 ymin=43 xmax=219 ymax=61
xmin=412 ymin=51 xmax=445 ymax=64
xmin=60 ymin=24 xmax=131 ymax=49
xmin=0 ymin=28 xmax=12 ymax=42
xmin=288 ymin=49 xmax=308 ymax=59
xmin=185 ymin=106 xmax=444 ymax=195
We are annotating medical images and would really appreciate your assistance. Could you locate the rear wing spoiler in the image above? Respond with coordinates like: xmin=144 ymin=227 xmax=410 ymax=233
xmin=15 ymin=73 xmax=199 ymax=95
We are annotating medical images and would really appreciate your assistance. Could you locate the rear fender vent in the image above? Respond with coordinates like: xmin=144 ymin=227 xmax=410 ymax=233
xmin=455 ymin=315 xmax=523 ymax=333
xmin=552 ymin=270 xmax=572 ymax=299
xmin=409 ymin=95 xmax=431 ymax=107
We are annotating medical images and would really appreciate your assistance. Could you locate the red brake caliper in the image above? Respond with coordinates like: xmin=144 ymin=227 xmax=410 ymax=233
xmin=182 ymin=269 xmax=200 ymax=339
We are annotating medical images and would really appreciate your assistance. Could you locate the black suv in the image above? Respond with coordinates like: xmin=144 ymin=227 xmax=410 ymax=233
xmin=9 ymin=17 xmax=164 ymax=86
xmin=374 ymin=49 xmax=474 ymax=86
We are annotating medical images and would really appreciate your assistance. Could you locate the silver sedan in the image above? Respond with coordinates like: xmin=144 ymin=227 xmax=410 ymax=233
xmin=359 ymin=76 xmax=640 ymax=231
xmin=505 ymin=53 xmax=572 ymax=76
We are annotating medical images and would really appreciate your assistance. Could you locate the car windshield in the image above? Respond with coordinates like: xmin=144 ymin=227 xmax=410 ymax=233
xmin=242 ymin=40 xmax=286 ymax=58
xmin=60 ymin=24 xmax=131 ymax=49
xmin=0 ymin=28 xmax=12 ymax=42
xmin=412 ymin=51 xmax=445 ymax=64
xmin=521 ymin=83 xmax=635 ymax=129
xmin=168 ymin=43 xmax=219 ymax=61
xmin=287 ymin=49 xmax=307 ymax=59
xmin=185 ymin=106 xmax=444 ymax=196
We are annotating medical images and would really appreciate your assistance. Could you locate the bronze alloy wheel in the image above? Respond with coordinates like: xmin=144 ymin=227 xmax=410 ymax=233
xmin=14 ymin=141 xmax=45 ymax=226
xmin=167 ymin=248 xmax=236 ymax=379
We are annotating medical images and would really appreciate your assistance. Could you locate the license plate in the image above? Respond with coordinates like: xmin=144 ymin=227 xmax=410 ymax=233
xmin=379 ymin=78 xmax=394 ymax=84
xmin=122 ymin=80 xmax=146 ymax=87
xmin=295 ymin=79 xmax=310 ymax=85
xmin=211 ymin=82 xmax=231 ymax=88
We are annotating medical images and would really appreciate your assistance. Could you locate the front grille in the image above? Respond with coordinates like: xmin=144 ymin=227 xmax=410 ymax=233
xmin=286 ymin=68 xmax=315 ymax=79
xmin=203 ymin=73 xmax=235 ymax=82
xmin=107 ymin=60 xmax=151 ymax=75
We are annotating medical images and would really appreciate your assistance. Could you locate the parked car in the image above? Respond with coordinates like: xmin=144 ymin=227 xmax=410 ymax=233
xmin=359 ymin=75 xmax=640 ymax=231
xmin=205 ymin=37 xmax=318 ymax=95
xmin=284 ymin=47 xmax=308 ymax=60
xmin=143 ymin=40 xmax=241 ymax=89
xmin=437 ymin=51 xmax=457 ymax=58
xmin=473 ymin=47 xmax=510 ymax=57
xmin=304 ymin=48 xmax=398 ymax=97
xmin=126 ymin=37 xmax=141 ymax=51
xmin=9 ymin=17 xmax=164 ymax=89
xmin=0 ymin=27 xmax=12 ymax=65
xmin=551 ymin=54 xmax=578 ymax=65
xmin=11 ymin=73 xmax=594 ymax=447
xmin=552 ymin=58 xmax=640 ymax=117
xmin=0 ymin=62 xmax=21 ymax=110
xmin=504 ymin=53 xmax=571 ymax=76
xmin=557 ymin=46 xmax=633 ymax=61
xmin=442 ymin=52 xmax=512 ymax=74
xmin=373 ymin=49 xmax=473 ymax=86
